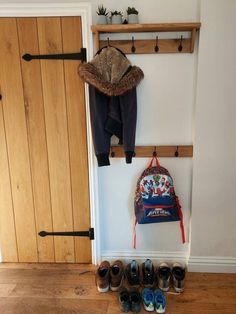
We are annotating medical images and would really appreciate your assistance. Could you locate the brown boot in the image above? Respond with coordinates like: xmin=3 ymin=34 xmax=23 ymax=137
xmin=96 ymin=260 xmax=110 ymax=292
xmin=110 ymin=260 xmax=124 ymax=291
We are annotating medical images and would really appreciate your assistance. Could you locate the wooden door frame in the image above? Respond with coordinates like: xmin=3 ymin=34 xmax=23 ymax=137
xmin=0 ymin=2 xmax=101 ymax=265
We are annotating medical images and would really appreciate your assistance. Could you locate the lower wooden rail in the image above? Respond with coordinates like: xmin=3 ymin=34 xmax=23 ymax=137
xmin=110 ymin=145 xmax=193 ymax=158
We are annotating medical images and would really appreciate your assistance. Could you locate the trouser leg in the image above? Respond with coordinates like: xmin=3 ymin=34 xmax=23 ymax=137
xmin=119 ymin=88 xmax=137 ymax=163
xmin=89 ymin=86 xmax=111 ymax=166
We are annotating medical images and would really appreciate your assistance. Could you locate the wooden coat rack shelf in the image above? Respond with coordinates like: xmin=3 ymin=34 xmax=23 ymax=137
xmin=110 ymin=145 xmax=193 ymax=158
xmin=91 ymin=24 xmax=198 ymax=158
xmin=91 ymin=23 xmax=201 ymax=54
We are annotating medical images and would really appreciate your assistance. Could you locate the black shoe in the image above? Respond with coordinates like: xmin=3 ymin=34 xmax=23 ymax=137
xmin=141 ymin=258 xmax=155 ymax=287
xmin=130 ymin=288 xmax=141 ymax=313
xmin=125 ymin=260 xmax=140 ymax=287
xmin=157 ymin=262 xmax=171 ymax=292
xmin=172 ymin=263 xmax=186 ymax=293
xmin=118 ymin=287 xmax=130 ymax=312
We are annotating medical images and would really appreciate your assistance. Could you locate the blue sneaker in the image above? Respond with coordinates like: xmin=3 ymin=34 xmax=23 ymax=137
xmin=142 ymin=288 xmax=154 ymax=312
xmin=154 ymin=289 xmax=166 ymax=314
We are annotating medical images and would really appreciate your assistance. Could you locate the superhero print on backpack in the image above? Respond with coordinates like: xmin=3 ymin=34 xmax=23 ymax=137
xmin=133 ymin=157 xmax=185 ymax=248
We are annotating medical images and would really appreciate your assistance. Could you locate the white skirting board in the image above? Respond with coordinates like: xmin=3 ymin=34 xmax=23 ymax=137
xmin=101 ymin=251 xmax=236 ymax=273
xmin=101 ymin=251 xmax=188 ymax=266
xmin=188 ymin=256 xmax=236 ymax=273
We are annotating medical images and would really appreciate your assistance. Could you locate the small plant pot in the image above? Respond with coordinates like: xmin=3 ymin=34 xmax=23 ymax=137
xmin=127 ymin=14 xmax=139 ymax=24
xmin=111 ymin=15 xmax=122 ymax=24
xmin=97 ymin=15 xmax=108 ymax=24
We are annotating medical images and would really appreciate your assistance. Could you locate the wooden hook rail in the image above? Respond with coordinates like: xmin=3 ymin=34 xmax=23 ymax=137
xmin=91 ymin=23 xmax=201 ymax=54
xmin=99 ymin=38 xmax=192 ymax=54
xmin=110 ymin=145 xmax=193 ymax=158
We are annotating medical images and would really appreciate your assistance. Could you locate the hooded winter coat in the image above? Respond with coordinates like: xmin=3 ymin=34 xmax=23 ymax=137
xmin=79 ymin=46 xmax=144 ymax=167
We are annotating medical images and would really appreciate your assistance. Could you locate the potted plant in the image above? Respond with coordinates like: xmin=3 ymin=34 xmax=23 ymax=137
xmin=127 ymin=7 xmax=139 ymax=24
xmin=96 ymin=5 xmax=108 ymax=24
xmin=110 ymin=10 xmax=123 ymax=24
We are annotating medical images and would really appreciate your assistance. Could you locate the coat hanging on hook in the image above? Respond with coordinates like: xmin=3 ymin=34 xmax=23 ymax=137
xmin=78 ymin=46 xmax=144 ymax=167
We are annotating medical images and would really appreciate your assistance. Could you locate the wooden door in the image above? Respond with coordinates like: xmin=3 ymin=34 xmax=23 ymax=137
xmin=0 ymin=17 xmax=91 ymax=263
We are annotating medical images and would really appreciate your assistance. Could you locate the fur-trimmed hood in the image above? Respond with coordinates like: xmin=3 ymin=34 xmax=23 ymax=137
xmin=78 ymin=46 xmax=144 ymax=96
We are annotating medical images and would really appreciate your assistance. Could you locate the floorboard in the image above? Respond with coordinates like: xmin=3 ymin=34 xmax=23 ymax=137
xmin=0 ymin=263 xmax=235 ymax=314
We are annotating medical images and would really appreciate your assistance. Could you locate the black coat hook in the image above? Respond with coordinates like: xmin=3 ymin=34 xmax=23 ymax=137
xmin=154 ymin=36 xmax=159 ymax=52
xmin=110 ymin=147 xmax=115 ymax=158
xmin=131 ymin=36 xmax=136 ymax=53
xmin=178 ymin=35 xmax=183 ymax=52
xmin=107 ymin=37 xmax=110 ymax=46
xmin=175 ymin=146 xmax=179 ymax=157
xmin=153 ymin=146 xmax=157 ymax=157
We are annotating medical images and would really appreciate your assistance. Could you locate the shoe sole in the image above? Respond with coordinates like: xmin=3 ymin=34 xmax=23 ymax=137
xmin=110 ymin=276 xmax=124 ymax=292
xmin=158 ymin=286 xmax=170 ymax=292
xmin=174 ymin=287 xmax=184 ymax=293
xmin=158 ymin=278 xmax=170 ymax=292
xmin=97 ymin=285 xmax=109 ymax=293
xmin=143 ymin=303 xmax=154 ymax=312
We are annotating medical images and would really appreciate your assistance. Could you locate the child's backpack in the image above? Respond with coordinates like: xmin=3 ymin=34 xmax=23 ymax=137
xmin=133 ymin=157 xmax=185 ymax=248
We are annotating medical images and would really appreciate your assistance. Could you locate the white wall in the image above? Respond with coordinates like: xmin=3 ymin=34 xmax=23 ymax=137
xmin=189 ymin=0 xmax=236 ymax=272
xmin=88 ymin=0 xmax=200 ymax=263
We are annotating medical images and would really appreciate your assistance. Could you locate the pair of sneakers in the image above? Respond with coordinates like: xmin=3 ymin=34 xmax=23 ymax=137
xmin=118 ymin=288 xmax=141 ymax=313
xmin=96 ymin=260 xmax=124 ymax=292
xmin=126 ymin=259 xmax=155 ymax=287
xmin=157 ymin=262 xmax=186 ymax=293
xmin=142 ymin=288 xmax=166 ymax=313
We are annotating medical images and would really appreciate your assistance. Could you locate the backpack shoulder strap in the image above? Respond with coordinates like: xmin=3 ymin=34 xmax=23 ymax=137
xmin=148 ymin=156 xmax=160 ymax=168
xmin=176 ymin=196 xmax=186 ymax=243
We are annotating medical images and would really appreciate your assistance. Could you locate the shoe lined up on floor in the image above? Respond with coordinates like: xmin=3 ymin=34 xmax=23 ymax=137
xmin=95 ymin=260 xmax=110 ymax=293
xmin=118 ymin=288 xmax=141 ymax=313
xmin=96 ymin=260 xmax=124 ymax=293
xmin=157 ymin=262 xmax=171 ymax=292
xmin=130 ymin=288 xmax=142 ymax=313
xmin=142 ymin=288 xmax=154 ymax=312
xmin=110 ymin=260 xmax=124 ymax=291
xmin=125 ymin=260 xmax=140 ymax=287
xmin=172 ymin=263 xmax=186 ymax=293
xmin=118 ymin=287 xmax=130 ymax=312
xmin=154 ymin=288 xmax=166 ymax=313
xmin=141 ymin=288 xmax=166 ymax=313
xmin=96 ymin=259 xmax=186 ymax=293
xmin=142 ymin=259 xmax=155 ymax=287
xmin=157 ymin=262 xmax=186 ymax=292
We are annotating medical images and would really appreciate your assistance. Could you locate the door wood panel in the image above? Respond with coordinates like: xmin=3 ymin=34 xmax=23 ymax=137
xmin=0 ymin=17 xmax=91 ymax=263
xmin=61 ymin=17 xmax=91 ymax=263
xmin=0 ymin=103 xmax=18 ymax=262
xmin=37 ymin=17 xmax=75 ymax=262
xmin=17 ymin=17 xmax=55 ymax=263
xmin=0 ymin=18 xmax=38 ymax=262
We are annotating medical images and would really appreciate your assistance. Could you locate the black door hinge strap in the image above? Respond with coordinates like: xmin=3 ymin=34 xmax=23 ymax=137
xmin=38 ymin=227 xmax=94 ymax=240
xmin=22 ymin=48 xmax=87 ymax=62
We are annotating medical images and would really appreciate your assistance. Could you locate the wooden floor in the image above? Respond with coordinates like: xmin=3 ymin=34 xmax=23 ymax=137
xmin=0 ymin=263 xmax=236 ymax=314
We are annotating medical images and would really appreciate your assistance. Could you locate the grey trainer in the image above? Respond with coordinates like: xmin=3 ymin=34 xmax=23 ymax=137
xmin=157 ymin=262 xmax=171 ymax=292
xmin=172 ymin=263 xmax=186 ymax=292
